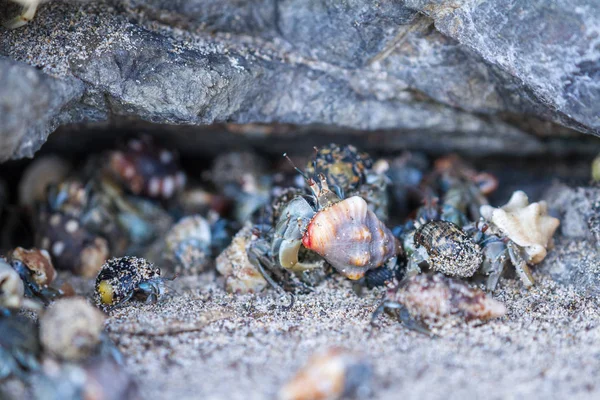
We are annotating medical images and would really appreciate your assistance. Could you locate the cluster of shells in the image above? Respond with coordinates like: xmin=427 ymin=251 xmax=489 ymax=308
xmin=0 ymin=138 xmax=561 ymax=399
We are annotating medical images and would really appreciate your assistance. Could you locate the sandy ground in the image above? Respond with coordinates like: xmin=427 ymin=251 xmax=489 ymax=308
xmin=94 ymin=265 xmax=600 ymax=400
xmin=1 ymin=240 xmax=600 ymax=400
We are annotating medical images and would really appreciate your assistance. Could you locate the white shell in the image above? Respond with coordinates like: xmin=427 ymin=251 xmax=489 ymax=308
xmin=480 ymin=191 xmax=560 ymax=264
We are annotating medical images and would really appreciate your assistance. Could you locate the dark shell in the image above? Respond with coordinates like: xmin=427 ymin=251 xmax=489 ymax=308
xmin=306 ymin=144 xmax=373 ymax=192
xmin=94 ymin=256 xmax=160 ymax=310
xmin=414 ymin=220 xmax=482 ymax=278
xmin=107 ymin=136 xmax=186 ymax=200
xmin=36 ymin=211 xmax=109 ymax=278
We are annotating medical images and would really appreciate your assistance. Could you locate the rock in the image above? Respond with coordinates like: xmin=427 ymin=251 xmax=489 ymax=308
xmin=0 ymin=0 xmax=598 ymax=160
xmin=544 ymin=183 xmax=600 ymax=242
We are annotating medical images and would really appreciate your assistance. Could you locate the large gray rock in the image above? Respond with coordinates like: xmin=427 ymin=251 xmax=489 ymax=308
xmin=0 ymin=0 xmax=598 ymax=160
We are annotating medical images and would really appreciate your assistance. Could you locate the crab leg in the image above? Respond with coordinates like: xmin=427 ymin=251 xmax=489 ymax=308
xmin=507 ymin=241 xmax=535 ymax=287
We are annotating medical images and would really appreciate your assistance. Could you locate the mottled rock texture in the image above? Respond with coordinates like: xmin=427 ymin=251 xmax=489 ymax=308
xmin=0 ymin=0 xmax=599 ymax=160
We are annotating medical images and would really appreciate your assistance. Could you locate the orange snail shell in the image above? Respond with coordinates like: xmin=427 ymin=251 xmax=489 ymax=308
xmin=301 ymin=196 xmax=399 ymax=280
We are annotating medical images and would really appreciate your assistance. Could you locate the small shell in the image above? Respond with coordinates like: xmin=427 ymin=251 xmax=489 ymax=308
xmin=480 ymin=191 xmax=560 ymax=264
xmin=216 ymin=226 xmax=267 ymax=294
xmin=36 ymin=211 xmax=109 ymax=277
xmin=279 ymin=347 xmax=372 ymax=400
xmin=107 ymin=136 xmax=186 ymax=200
xmin=414 ymin=220 xmax=482 ymax=278
xmin=40 ymin=297 xmax=106 ymax=361
xmin=18 ymin=156 xmax=71 ymax=208
xmin=302 ymin=196 xmax=398 ymax=280
xmin=10 ymin=247 xmax=56 ymax=287
xmin=0 ymin=259 xmax=26 ymax=309
xmin=164 ymin=215 xmax=212 ymax=275
xmin=94 ymin=256 xmax=161 ymax=311
xmin=397 ymin=274 xmax=506 ymax=325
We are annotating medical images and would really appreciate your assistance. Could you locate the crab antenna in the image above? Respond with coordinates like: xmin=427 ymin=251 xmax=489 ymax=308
xmin=283 ymin=153 xmax=309 ymax=181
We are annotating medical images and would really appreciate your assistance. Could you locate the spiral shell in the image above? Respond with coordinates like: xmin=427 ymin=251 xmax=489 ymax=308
xmin=396 ymin=274 xmax=506 ymax=324
xmin=301 ymin=196 xmax=398 ymax=280
xmin=414 ymin=220 xmax=482 ymax=278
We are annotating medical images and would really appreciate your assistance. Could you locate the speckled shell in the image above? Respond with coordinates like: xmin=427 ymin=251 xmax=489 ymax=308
xmin=397 ymin=274 xmax=506 ymax=324
xmin=94 ymin=256 xmax=160 ymax=311
xmin=107 ymin=136 xmax=186 ymax=200
xmin=301 ymin=196 xmax=398 ymax=280
xmin=305 ymin=144 xmax=372 ymax=192
xmin=414 ymin=220 xmax=482 ymax=278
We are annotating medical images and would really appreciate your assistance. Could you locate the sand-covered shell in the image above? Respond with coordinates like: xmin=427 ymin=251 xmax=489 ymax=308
xmin=302 ymin=196 xmax=398 ymax=280
xmin=216 ymin=226 xmax=267 ymax=294
xmin=305 ymin=144 xmax=372 ymax=192
xmin=279 ymin=347 xmax=372 ymax=400
xmin=40 ymin=297 xmax=105 ymax=361
xmin=94 ymin=256 xmax=163 ymax=311
xmin=480 ymin=191 xmax=560 ymax=264
xmin=396 ymin=274 xmax=506 ymax=325
xmin=164 ymin=215 xmax=212 ymax=275
xmin=414 ymin=220 xmax=482 ymax=278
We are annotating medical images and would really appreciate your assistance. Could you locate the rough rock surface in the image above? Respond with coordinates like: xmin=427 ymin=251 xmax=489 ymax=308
xmin=0 ymin=0 xmax=599 ymax=160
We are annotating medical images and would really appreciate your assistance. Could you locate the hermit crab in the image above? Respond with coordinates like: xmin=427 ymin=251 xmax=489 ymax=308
xmin=411 ymin=220 xmax=483 ymax=278
xmin=94 ymin=256 xmax=172 ymax=312
xmin=246 ymin=170 xmax=400 ymax=294
xmin=468 ymin=191 xmax=560 ymax=289
xmin=372 ymin=273 xmax=506 ymax=334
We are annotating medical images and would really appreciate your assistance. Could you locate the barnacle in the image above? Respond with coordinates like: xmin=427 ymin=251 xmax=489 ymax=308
xmin=480 ymin=191 xmax=560 ymax=264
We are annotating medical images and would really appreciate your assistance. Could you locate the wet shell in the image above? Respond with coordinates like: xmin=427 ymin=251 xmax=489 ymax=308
xmin=414 ymin=220 xmax=482 ymax=278
xmin=302 ymin=196 xmax=398 ymax=280
xmin=279 ymin=347 xmax=372 ymax=400
xmin=94 ymin=256 xmax=160 ymax=311
xmin=396 ymin=274 xmax=506 ymax=324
